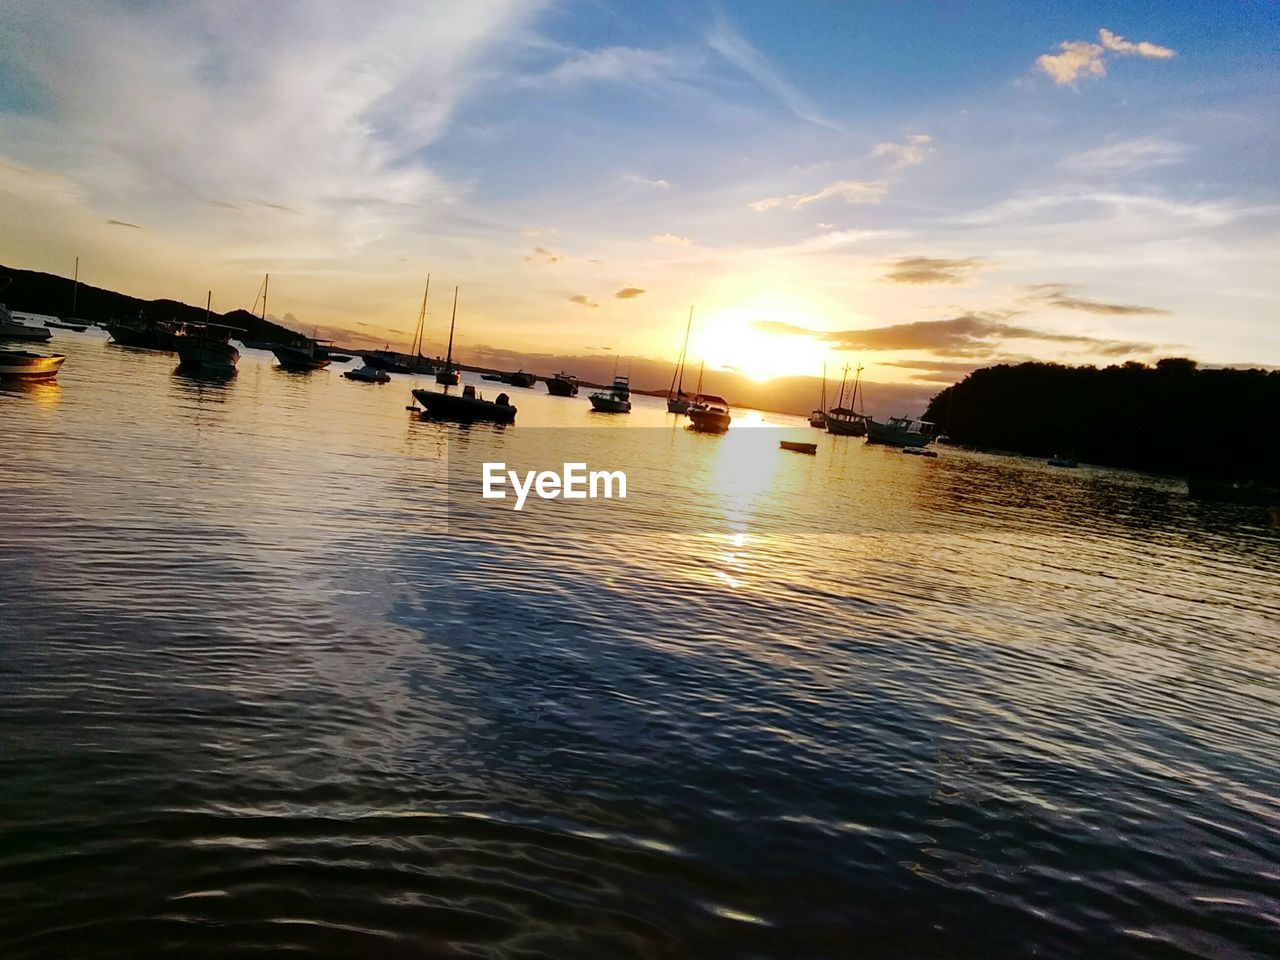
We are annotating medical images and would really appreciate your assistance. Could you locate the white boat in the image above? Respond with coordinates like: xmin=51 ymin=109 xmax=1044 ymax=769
xmin=0 ymin=304 xmax=53 ymax=342
xmin=344 ymin=364 xmax=390 ymax=383
xmin=0 ymin=349 xmax=66 ymax=379
xmin=589 ymin=375 xmax=631 ymax=413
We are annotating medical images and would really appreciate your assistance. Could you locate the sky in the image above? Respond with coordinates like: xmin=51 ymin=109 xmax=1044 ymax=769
xmin=1 ymin=0 xmax=1277 ymax=404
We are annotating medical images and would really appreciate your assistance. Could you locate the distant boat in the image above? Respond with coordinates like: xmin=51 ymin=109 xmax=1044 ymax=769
xmin=866 ymin=415 xmax=935 ymax=448
xmin=175 ymin=292 xmax=240 ymax=375
xmin=589 ymin=375 xmax=631 ymax=413
xmin=434 ymin=286 xmax=461 ymax=385
xmin=0 ymin=304 xmax=53 ymax=342
xmin=809 ymin=362 xmax=827 ymax=428
xmin=106 ymin=313 xmax=180 ymax=350
xmin=546 ymin=371 xmax=578 ymax=396
xmin=53 ymin=256 xmax=91 ymax=330
xmin=687 ymin=401 xmax=731 ymax=433
xmin=328 ymin=353 xmax=353 ymax=363
xmin=272 ymin=336 xmax=334 ymax=371
xmin=1048 ymin=455 xmax=1078 ymax=468
xmin=666 ymin=306 xmax=694 ymax=413
xmin=412 ymin=383 xmax=516 ymax=423
xmin=825 ymin=364 xmax=868 ymax=436
xmin=0 ymin=349 xmax=66 ymax=380
xmin=781 ymin=440 xmax=817 ymax=455
xmin=344 ymin=364 xmax=390 ymax=383
xmin=508 ymin=370 xmax=536 ymax=388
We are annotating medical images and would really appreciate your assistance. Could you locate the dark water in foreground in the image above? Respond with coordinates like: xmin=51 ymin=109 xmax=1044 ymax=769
xmin=2 ymin=331 xmax=1278 ymax=959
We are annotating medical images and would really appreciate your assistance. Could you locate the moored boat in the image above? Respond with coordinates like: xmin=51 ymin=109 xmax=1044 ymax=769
xmin=666 ymin=306 xmax=694 ymax=413
xmin=0 ymin=349 xmax=66 ymax=379
xmin=866 ymin=415 xmax=935 ymax=448
xmin=46 ymin=318 xmax=89 ymax=332
xmin=781 ymin=440 xmax=817 ymax=455
xmin=272 ymin=337 xmax=334 ymax=371
xmin=344 ymin=364 xmax=390 ymax=383
xmin=589 ymin=375 xmax=631 ymax=413
xmin=825 ymin=364 xmax=868 ymax=436
xmin=106 ymin=314 xmax=180 ymax=350
xmin=176 ymin=322 xmax=241 ymax=375
xmin=546 ymin=372 xmax=578 ymax=397
xmin=809 ymin=362 xmax=827 ymax=427
xmin=434 ymin=286 xmax=461 ymax=385
xmin=412 ymin=384 xmax=516 ymax=423
xmin=508 ymin=370 xmax=536 ymax=388
xmin=687 ymin=401 xmax=731 ymax=433
xmin=0 ymin=304 xmax=53 ymax=342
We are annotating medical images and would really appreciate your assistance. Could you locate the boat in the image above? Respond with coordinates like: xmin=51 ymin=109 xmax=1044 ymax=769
xmin=411 ymin=383 xmax=516 ymax=423
xmin=434 ymin=286 xmax=461 ymax=385
xmin=546 ymin=371 xmax=578 ymax=397
xmin=866 ymin=415 xmax=935 ymax=447
xmin=272 ymin=336 xmax=334 ymax=371
xmin=666 ymin=306 xmax=694 ymax=413
xmin=1047 ymin=455 xmax=1078 ymax=468
xmin=0 ymin=349 xmax=66 ymax=379
xmin=328 ymin=353 xmax=353 ymax=363
xmin=344 ymin=364 xmax=390 ymax=383
xmin=0 ymin=304 xmax=53 ymax=342
xmin=482 ymin=373 xmax=506 ymax=382
xmin=781 ymin=440 xmax=817 ymax=455
xmin=825 ymin=364 xmax=868 ymax=436
xmin=51 ymin=257 xmax=90 ymax=331
xmin=508 ymin=370 xmax=536 ymax=388
xmin=175 ymin=292 xmax=240 ymax=374
xmin=687 ymin=400 xmax=731 ymax=433
xmin=106 ymin=313 xmax=180 ymax=350
xmin=239 ymin=338 xmax=277 ymax=350
xmin=46 ymin=319 xmax=88 ymax=332
xmin=902 ymin=447 xmax=938 ymax=458
xmin=809 ymin=363 xmax=827 ymax=428
xmin=589 ymin=375 xmax=631 ymax=413
xmin=1187 ymin=473 xmax=1280 ymax=506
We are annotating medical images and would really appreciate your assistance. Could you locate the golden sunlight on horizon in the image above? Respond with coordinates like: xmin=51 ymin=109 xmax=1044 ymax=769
xmin=685 ymin=305 xmax=827 ymax=383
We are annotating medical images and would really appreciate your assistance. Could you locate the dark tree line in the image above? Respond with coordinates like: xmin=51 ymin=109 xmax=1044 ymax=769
xmin=1 ymin=263 xmax=298 ymax=344
xmin=924 ymin=359 xmax=1280 ymax=482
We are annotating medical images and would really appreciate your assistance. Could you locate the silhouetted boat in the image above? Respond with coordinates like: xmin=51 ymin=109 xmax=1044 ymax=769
xmin=589 ymin=375 xmax=631 ymax=413
xmin=687 ymin=401 xmax=731 ymax=433
xmin=1048 ymin=455 xmax=1078 ymax=468
xmin=46 ymin=319 xmax=88 ymax=332
xmin=825 ymin=364 xmax=868 ymax=436
xmin=0 ymin=349 xmax=66 ymax=379
xmin=272 ymin=336 xmax=333 ymax=371
xmin=781 ymin=440 xmax=817 ymax=455
xmin=106 ymin=313 xmax=180 ymax=350
xmin=435 ymin=286 xmax=461 ymax=385
xmin=809 ymin=362 xmax=827 ymax=428
xmin=344 ymin=364 xmax=390 ymax=383
xmin=667 ymin=306 xmax=694 ymax=413
xmin=412 ymin=384 xmax=516 ymax=423
xmin=0 ymin=304 xmax=53 ymax=342
xmin=546 ymin=371 xmax=578 ymax=396
xmin=866 ymin=415 xmax=935 ymax=447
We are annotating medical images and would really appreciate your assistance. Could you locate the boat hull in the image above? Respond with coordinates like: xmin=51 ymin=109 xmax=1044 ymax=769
xmin=866 ymin=419 xmax=932 ymax=447
xmin=808 ymin=412 xmax=825 ymax=428
xmin=546 ymin=377 xmax=578 ymax=397
xmin=412 ymin=388 xmax=516 ymax=423
xmin=0 ymin=350 xmax=66 ymax=379
xmin=825 ymin=414 xmax=867 ymax=437
xmin=687 ymin=408 xmax=731 ymax=433
xmin=781 ymin=440 xmax=817 ymax=454
xmin=667 ymin=397 xmax=691 ymax=414
xmin=46 ymin=320 xmax=89 ymax=332
xmin=435 ymin=369 xmax=461 ymax=386
xmin=107 ymin=322 xmax=178 ymax=351
xmin=176 ymin=337 xmax=239 ymax=375
xmin=0 ymin=323 xmax=53 ymax=342
xmin=344 ymin=366 xmax=390 ymax=383
xmin=271 ymin=344 xmax=331 ymax=371
xmin=589 ymin=394 xmax=631 ymax=413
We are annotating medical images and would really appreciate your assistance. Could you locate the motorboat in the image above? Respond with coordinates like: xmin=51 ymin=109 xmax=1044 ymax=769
xmin=546 ymin=372 xmax=578 ymax=397
xmin=589 ymin=375 xmax=631 ymax=413
xmin=176 ymin=319 xmax=241 ymax=376
xmin=0 ymin=304 xmax=53 ymax=342
xmin=781 ymin=440 xmax=817 ymax=455
xmin=0 ymin=349 xmax=66 ymax=379
xmin=866 ymin=415 xmax=935 ymax=448
xmin=412 ymin=384 xmax=517 ymax=424
xmin=272 ymin=336 xmax=334 ymax=371
xmin=344 ymin=364 xmax=391 ymax=383
xmin=687 ymin=401 xmax=731 ymax=433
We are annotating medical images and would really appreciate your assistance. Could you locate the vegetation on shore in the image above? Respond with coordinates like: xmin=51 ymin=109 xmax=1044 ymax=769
xmin=924 ymin=359 xmax=1280 ymax=482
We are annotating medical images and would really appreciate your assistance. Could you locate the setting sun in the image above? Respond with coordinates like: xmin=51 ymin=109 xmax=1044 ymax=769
xmin=687 ymin=307 xmax=826 ymax=383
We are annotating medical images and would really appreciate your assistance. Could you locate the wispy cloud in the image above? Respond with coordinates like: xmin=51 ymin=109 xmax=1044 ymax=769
xmin=621 ymin=174 xmax=670 ymax=189
xmin=1061 ymin=137 xmax=1187 ymax=173
xmin=883 ymin=256 xmax=984 ymax=284
xmin=542 ymin=46 xmax=685 ymax=86
xmin=1026 ymin=284 xmax=1171 ymax=316
xmin=707 ymin=9 xmax=839 ymax=130
xmin=615 ymin=287 xmax=644 ymax=299
xmin=106 ymin=218 xmax=141 ymax=229
xmin=652 ymin=233 xmax=693 ymax=246
xmin=1037 ymin=28 xmax=1176 ymax=85
xmin=568 ymin=294 xmax=598 ymax=308
xmin=871 ymin=134 xmax=933 ymax=168
xmin=526 ymin=246 xmax=562 ymax=264
xmin=750 ymin=179 xmax=886 ymax=212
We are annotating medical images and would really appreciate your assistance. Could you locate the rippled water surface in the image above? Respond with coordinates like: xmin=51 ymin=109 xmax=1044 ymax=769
xmin=3 ymin=330 xmax=1278 ymax=959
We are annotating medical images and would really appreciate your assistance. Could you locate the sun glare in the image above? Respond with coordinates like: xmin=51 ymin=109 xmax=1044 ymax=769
xmin=687 ymin=307 xmax=826 ymax=382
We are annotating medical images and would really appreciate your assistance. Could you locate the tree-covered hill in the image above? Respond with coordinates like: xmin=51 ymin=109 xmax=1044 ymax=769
xmin=924 ymin=359 xmax=1280 ymax=483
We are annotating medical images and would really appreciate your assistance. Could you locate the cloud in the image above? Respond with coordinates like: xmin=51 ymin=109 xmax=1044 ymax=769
xmin=106 ymin=218 xmax=141 ymax=229
xmin=1026 ymin=284 xmax=1171 ymax=316
xmin=1099 ymin=28 xmax=1176 ymax=60
xmin=871 ymin=133 xmax=933 ymax=168
xmin=652 ymin=233 xmax=693 ymax=246
xmin=1036 ymin=28 xmax=1176 ymax=85
xmin=883 ymin=359 xmax=989 ymax=383
xmin=1061 ymin=137 xmax=1187 ymax=173
xmin=755 ymin=313 xmax=1153 ymax=358
xmin=707 ymin=10 xmax=839 ymax=130
xmin=542 ymin=46 xmax=683 ymax=86
xmin=622 ymin=174 xmax=670 ymax=188
xmin=750 ymin=179 xmax=887 ymax=212
xmin=568 ymin=294 xmax=598 ymax=308
xmin=883 ymin=256 xmax=984 ymax=284
xmin=526 ymin=246 xmax=562 ymax=264
xmin=614 ymin=287 xmax=644 ymax=299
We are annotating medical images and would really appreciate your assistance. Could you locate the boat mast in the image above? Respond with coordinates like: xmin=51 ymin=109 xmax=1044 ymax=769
xmin=819 ymin=361 xmax=826 ymax=410
xmin=444 ymin=286 xmax=457 ymax=371
xmin=262 ymin=274 xmax=269 ymax=323
xmin=835 ymin=363 xmax=849 ymax=410
xmin=694 ymin=360 xmax=704 ymax=401
xmin=413 ymin=274 xmax=430 ymax=357
xmin=668 ymin=306 xmax=693 ymax=398
xmin=852 ymin=364 xmax=865 ymax=414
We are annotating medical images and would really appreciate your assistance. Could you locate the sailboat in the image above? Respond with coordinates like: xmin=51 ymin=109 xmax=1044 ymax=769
xmin=176 ymin=291 xmax=241 ymax=375
xmin=434 ymin=286 xmax=461 ymax=385
xmin=47 ymin=256 xmax=89 ymax=331
xmin=686 ymin=361 xmax=731 ymax=433
xmin=809 ymin=362 xmax=827 ymax=428
xmin=826 ymin=364 xmax=868 ymax=436
xmin=666 ymin=306 xmax=694 ymax=413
